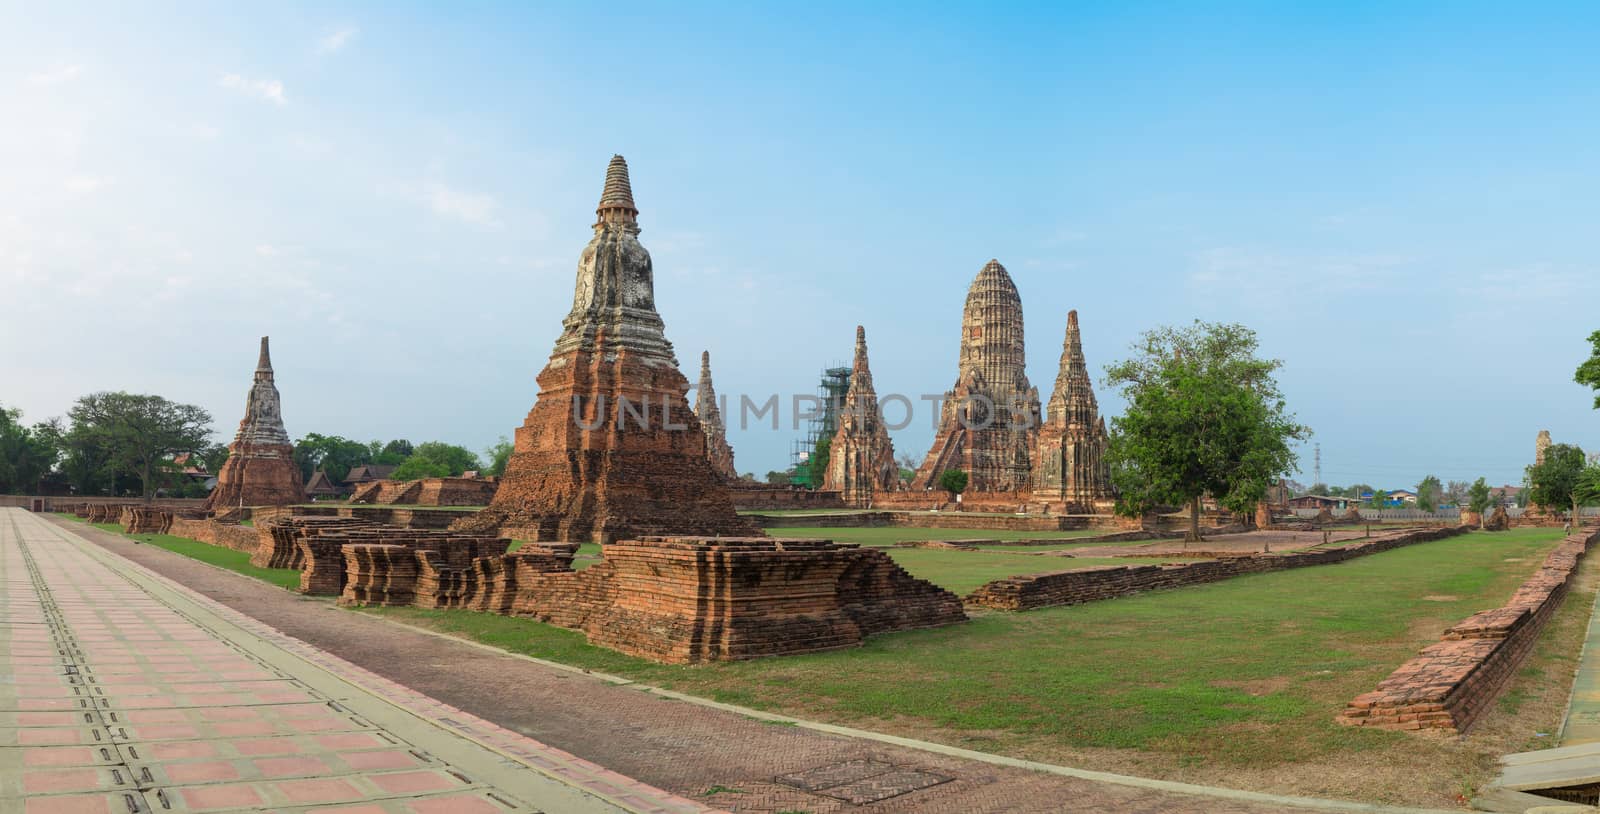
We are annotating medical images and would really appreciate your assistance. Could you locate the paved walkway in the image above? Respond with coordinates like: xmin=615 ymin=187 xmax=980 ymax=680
xmin=0 ymin=508 xmax=709 ymax=814
xmin=1561 ymin=557 xmax=1600 ymax=746
xmin=30 ymin=511 xmax=1460 ymax=814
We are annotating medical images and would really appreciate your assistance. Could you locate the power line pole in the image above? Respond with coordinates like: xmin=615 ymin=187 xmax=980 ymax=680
xmin=1314 ymin=443 xmax=1322 ymax=488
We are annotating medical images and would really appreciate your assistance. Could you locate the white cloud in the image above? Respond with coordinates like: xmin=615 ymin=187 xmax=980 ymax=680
xmin=317 ymin=27 xmax=359 ymax=54
xmin=219 ymin=74 xmax=287 ymax=105
xmin=64 ymin=174 xmax=113 ymax=193
xmin=28 ymin=64 xmax=84 ymax=85
xmin=424 ymin=183 xmax=500 ymax=227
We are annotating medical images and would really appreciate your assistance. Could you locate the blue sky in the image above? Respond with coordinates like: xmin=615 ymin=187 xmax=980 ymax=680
xmin=3 ymin=1 xmax=1597 ymax=489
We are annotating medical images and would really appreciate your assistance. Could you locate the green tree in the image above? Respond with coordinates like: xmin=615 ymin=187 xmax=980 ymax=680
xmin=390 ymin=456 xmax=451 ymax=480
xmin=1367 ymin=487 xmax=1388 ymax=509
xmin=66 ymin=392 xmax=213 ymax=503
xmin=386 ymin=441 xmax=481 ymax=481
xmin=1468 ymin=477 xmax=1493 ymax=515
xmin=410 ymin=441 xmax=480 ymax=476
xmin=1416 ymin=475 xmax=1441 ymax=512
xmin=484 ymin=437 xmax=513 ymax=477
xmin=0 ymin=404 xmax=60 ymax=494
xmin=937 ymin=469 xmax=969 ymax=501
xmin=1444 ymin=480 xmax=1469 ymax=507
xmin=377 ymin=439 xmax=414 ymax=464
xmin=1576 ymin=329 xmax=1600 ymax=409
xmin=1527 ymin=443 xmax=1592 ymax=521
xmin=1307 ymin=482 xmax=1330 ymax=496
xmin=807 ymin=436 xmax=831 ymax=489
xmin=293 ymin=434 xmax=371 ymax=483
xmin=1104 ymin=321 xmax=1309 ymax=541
xmin=764 ymin=470 xmax=792 ymax=486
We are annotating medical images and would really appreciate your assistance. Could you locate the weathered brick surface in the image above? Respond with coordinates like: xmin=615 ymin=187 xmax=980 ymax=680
xmin=121 ymin=506 xmax=174 ymax=534
xmin=1338 ymin=525 xmax=1597 ymax=733
xmin=694 ymin=351 xmax=739 ymax=481
xmin=290 ymin=524 xmax=505 ymax=597
xmin=165 ymin=516 xmax=261 ymax=552
xmin=507 ymin=537 xmax=967 ymax=663
xmin=823 ymin=327 xmax=902 ymax=507
xmin=205 ymin=337 xmax=306 ymax=511
xmin=1032 ymin=311 xmax=1114 ymax=514
xmin=728 ymin=487 xmax=848 ymax=510
xmin=910 ymin=260 xmax=1041 ymax=494
xmin=322 ymin=533 xmax=965 ymax=663
xmin=968 ymin=525 xmax=1473 ymax=611
xmin=349 ymin=477 xmax=498 ymax=506
xmin=460 ymin=156 xmax=758 ymax=543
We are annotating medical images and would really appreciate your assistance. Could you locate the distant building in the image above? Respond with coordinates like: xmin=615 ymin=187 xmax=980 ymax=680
xmin=170 ymin=453 xmax=211 ymax=485
xmin=1388 ymin=489 xmax=1418 ymax=505
xmin=305 ymin=470 xmax=349 ymax=500
xmin=343 ymin=464 xmax=397 ymax=487
xmin=1490 ymin=484 xmax=1522 ymax=507
xmin=1288 ymin=495 xmax=1359 ymax=510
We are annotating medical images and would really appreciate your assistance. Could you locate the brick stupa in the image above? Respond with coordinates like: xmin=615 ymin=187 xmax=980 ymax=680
xmin=1032 ymin=310 xmax=1114 ymax=512
xmin=824 ymin=327 xmax=902 ymax=507
xmin=694 ymin=351 xmax=738 ymax=481
xmin=911 ymin=260 xmax=1042 ymax=493
xmin=463 ymin=156 xmax=760 ymax=542
xmin=205 ymin=337 xmax=306 ymax=512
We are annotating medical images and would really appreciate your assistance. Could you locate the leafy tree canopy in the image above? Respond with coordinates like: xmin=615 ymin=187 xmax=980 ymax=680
xmin=1528 ymin=443 xmax=1593 ymax=516
xmin=293 ymin=434 xmax=372 ymax=483
xmin=937 ymin=469 xmax=968 ymax=497
xmin=485 ymin=437 xmax=513 ymax=477
xmin=1416 ymin=475 xmax=1441 ymax=512
xmin=1576 ymin=329 xmax=1600 ymax=409
xmin=66 ymin=392 xmax=212 ymax=502
xmin=1468 ymin=477 xmax=1493 ymax=514
xmin=1104 ymin=321 xmax=1309 ymax=540
xmin=0 ymin=404 xmax=60 ymax=494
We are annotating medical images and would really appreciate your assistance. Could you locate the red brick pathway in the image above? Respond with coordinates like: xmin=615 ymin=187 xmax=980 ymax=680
xmin=1 ymin=508 xmax=710 ymax=813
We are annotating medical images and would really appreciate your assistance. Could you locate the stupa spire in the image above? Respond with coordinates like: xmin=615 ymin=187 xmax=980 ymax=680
xmin=825 ymin=325 xmax=900 ymax=506
xmin=257 ymin=336 xmax=273 ymax=374
xmin=595 ymin=154 xmax=638 ymax=225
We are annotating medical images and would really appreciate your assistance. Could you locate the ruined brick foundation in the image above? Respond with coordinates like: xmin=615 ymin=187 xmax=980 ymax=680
xmin=968 ymin=525 xmax=1473 ymax=611
xmin=335 ymin=535 xmax=966 ymax=663
xmin=1338 ymin=525 xmax=1596 ymax=733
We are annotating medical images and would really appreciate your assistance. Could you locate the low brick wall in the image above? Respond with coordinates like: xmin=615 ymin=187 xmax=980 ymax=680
xmin=260 ymin=504 xmax=475 ymax=529
xmin=749 ymin=510 xmax=1140 ymax=532
xmin=1338 ymin=525 xmax=1597 ymax=733
xmin=728 ymin=487 xmax=848 ymax=510
xmin=967 ymin=525 xmax=1473 ymax=611
xmin=166 ymin=517 xmax=263 ymax=553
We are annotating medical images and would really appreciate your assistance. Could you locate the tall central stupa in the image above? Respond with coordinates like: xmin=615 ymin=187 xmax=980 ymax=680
xmin=911 ymin=260 xmax=1041 ymax=493
xmin=465 ymin=156 xmax=759 ymax=542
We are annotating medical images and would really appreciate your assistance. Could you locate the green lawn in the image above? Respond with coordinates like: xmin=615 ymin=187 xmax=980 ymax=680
xmin=883 ymin=548 xmax=1208 ymax=595
xmin=362 ymin=527 xmax=1571 ymax=804
xmin=119 ymin=532 xmax=301 ymax=590
xmin=770 ymin=526 xmax=1101 ymax=546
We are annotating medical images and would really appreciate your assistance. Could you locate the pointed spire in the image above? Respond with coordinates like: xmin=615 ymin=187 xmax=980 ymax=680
xmin=700 ymin=350 xmax=712 ymax=377
xmin=595 ymin=154 xmax=639 ymax=224
xmin=257 ymin=336 xmax=273 ymax=373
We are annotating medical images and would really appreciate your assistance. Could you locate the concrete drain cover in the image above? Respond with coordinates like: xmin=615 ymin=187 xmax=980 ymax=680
xmin=776 ymin=759 xmax=952 ymax=804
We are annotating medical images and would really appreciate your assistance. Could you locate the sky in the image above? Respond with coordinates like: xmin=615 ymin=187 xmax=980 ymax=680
xmin=3 ymin=1 xmax=1598 ymax=490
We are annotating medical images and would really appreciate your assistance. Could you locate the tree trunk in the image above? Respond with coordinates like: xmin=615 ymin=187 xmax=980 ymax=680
xmin=1187 ymin=497 xmax=1202 ymax=544
xmin=142 ymin=460 xmax=154 ymax=504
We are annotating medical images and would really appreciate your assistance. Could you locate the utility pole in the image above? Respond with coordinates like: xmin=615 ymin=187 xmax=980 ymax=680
xmin=1313 ymin=443 xmax=1322 ymax=488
